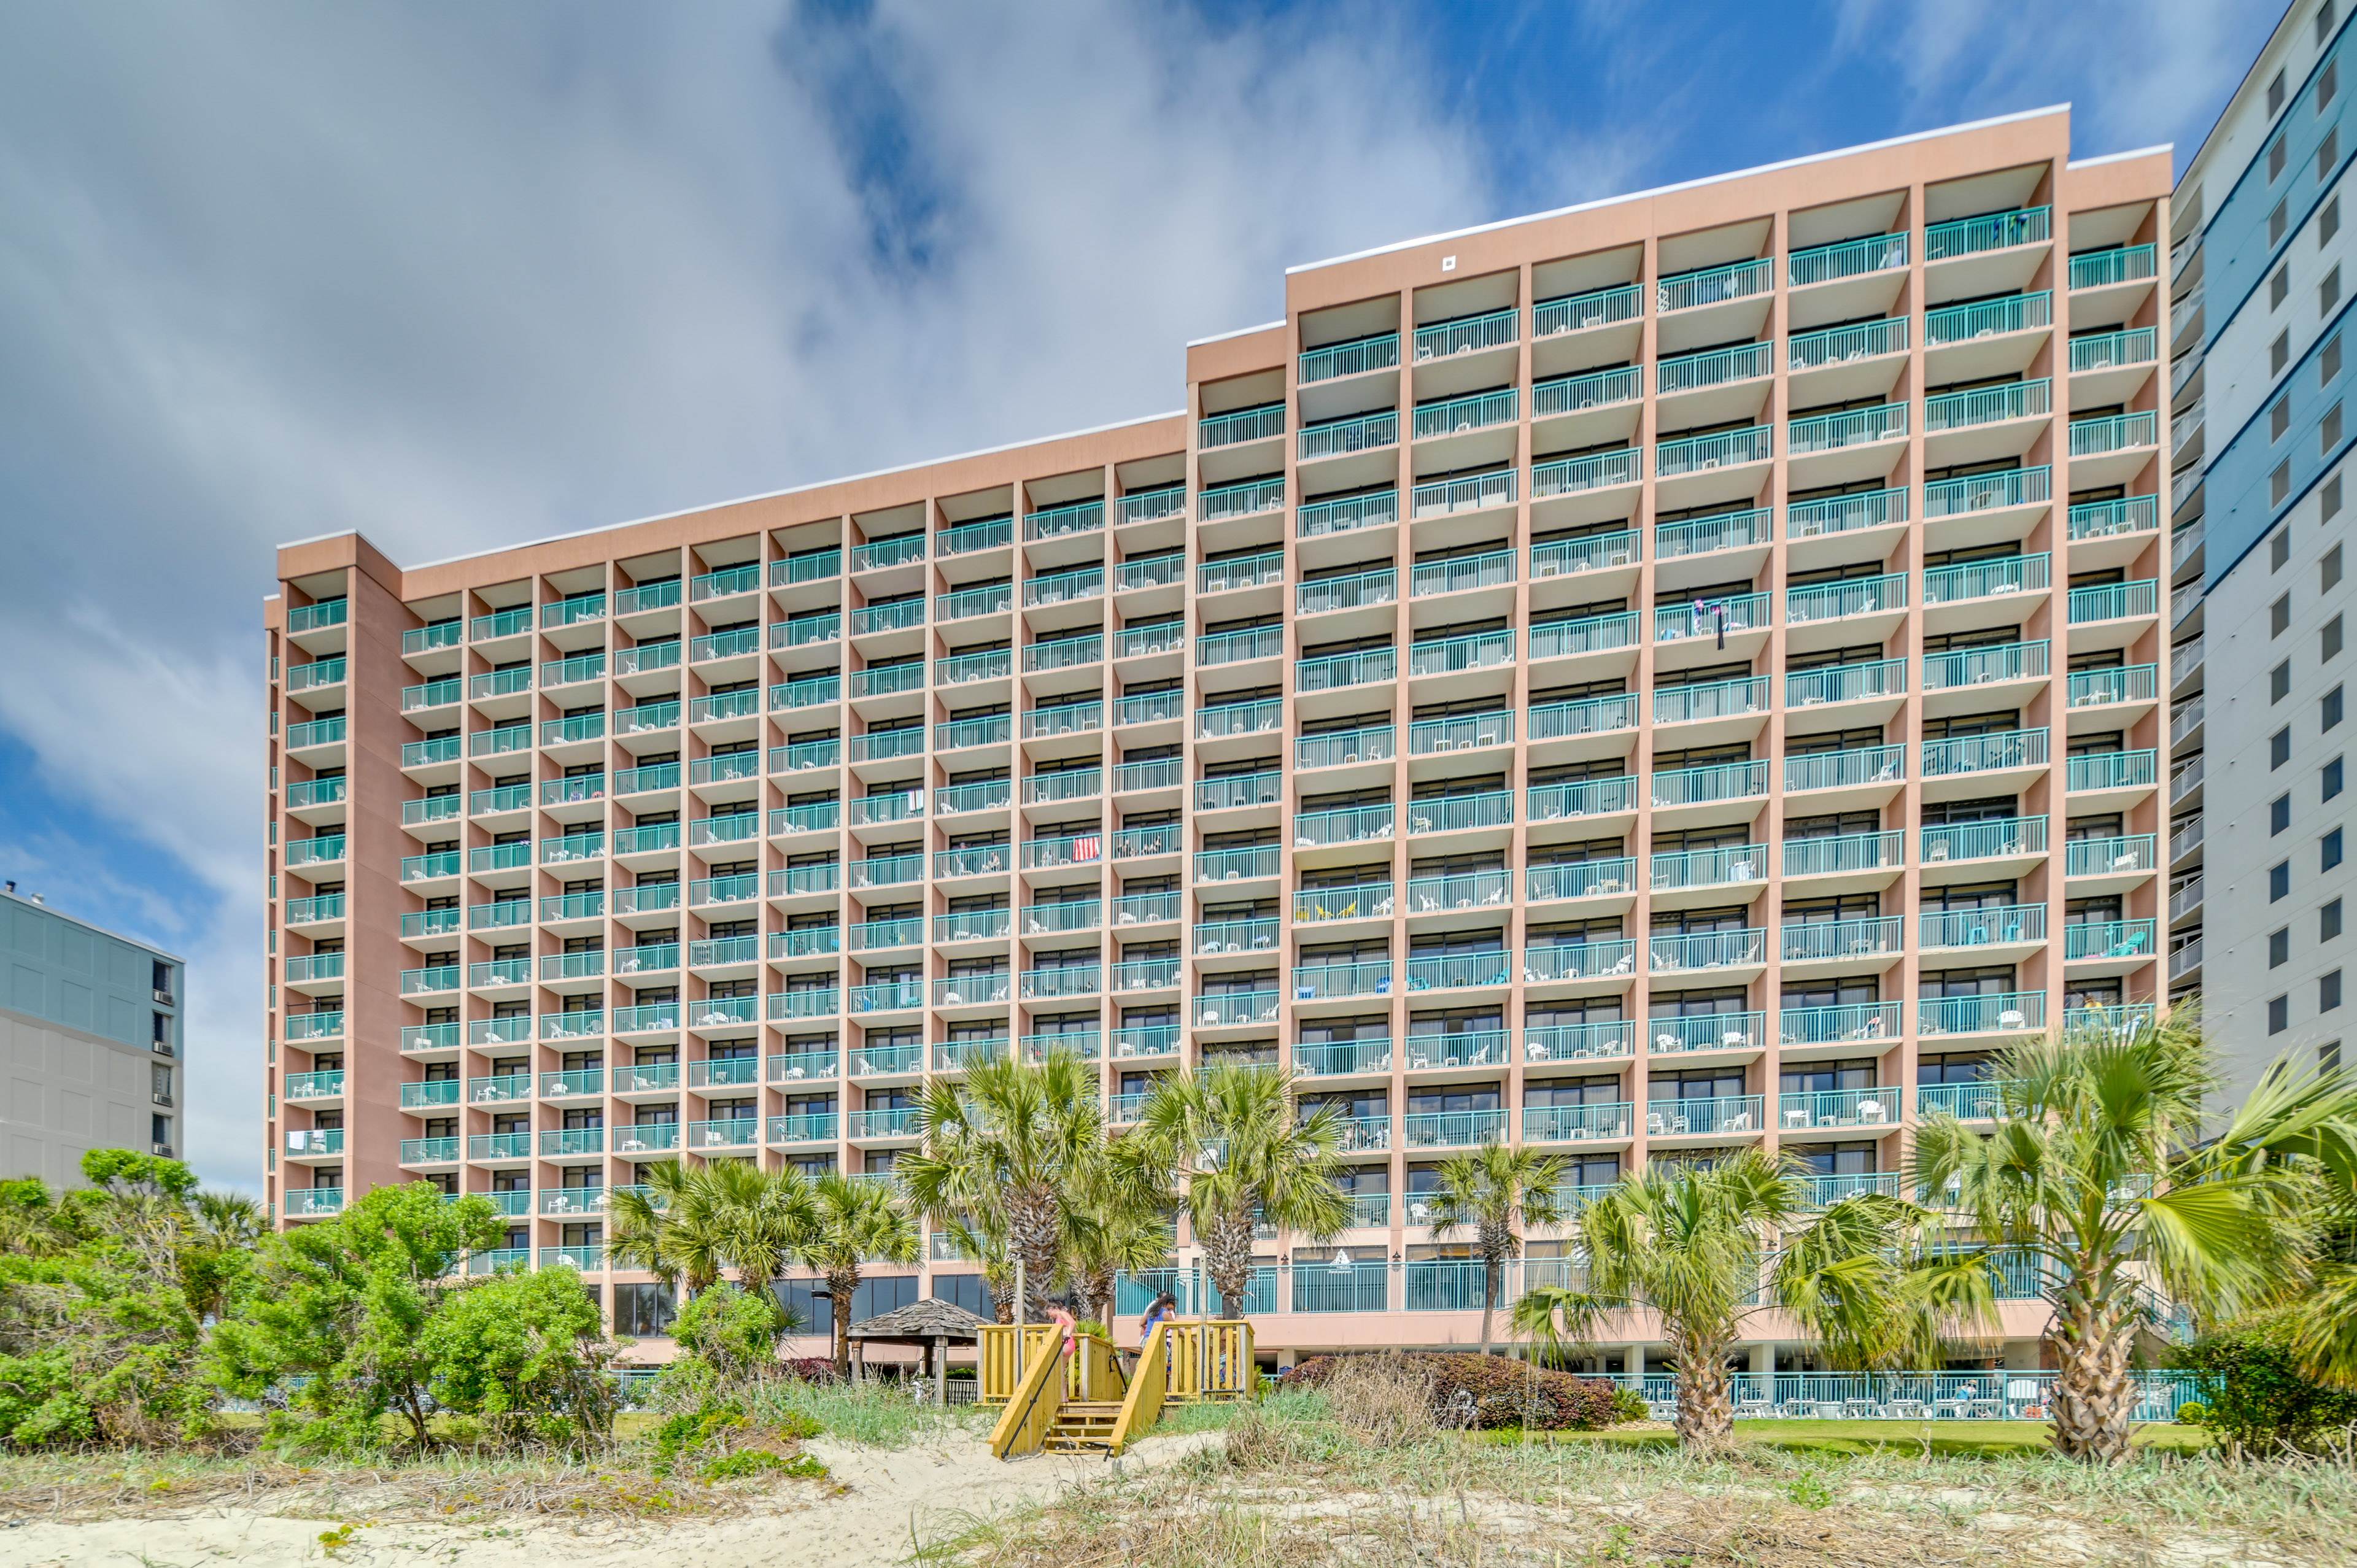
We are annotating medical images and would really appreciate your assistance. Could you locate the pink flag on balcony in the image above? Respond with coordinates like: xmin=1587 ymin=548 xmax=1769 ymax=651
xmin=1073 ymin=833 xmax=1101 ymax=862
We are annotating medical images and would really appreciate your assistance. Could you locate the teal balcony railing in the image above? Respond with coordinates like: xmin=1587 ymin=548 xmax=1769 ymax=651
xmin=1922 ymin=814 xmax=2047 ymax=863
xmin=1297 ymin=487 xmax=1398 ymax=538
xmin=400 ymin=850 xmax=459 ymax=882
xmin=1927 ymin=291 xmax=2052 ymax=345
xmin=1296 ymin=563 xmax=1396 ymax=617
xmin=1924 ymin=552 xmax=2050 ymax=603
xmin=542 ymin=1127 xmax=610 ymax=1157
xmin=288 ymin=598 xmax=350 ymax=635
xmin=612 ymin=1001 xmax=682 ymax=1034
xmin=1113 ymin=1025 xmax=1180 ymax=1060
xmin=1781 ymin=915 xmax=1902 ymax=962
xmin=1406 ymin=791 xmax=1512 ymax=833
xmin=540 ymin=1068 xmax=602 ymax=1099
xmin=1531 ymin=528 xmax=1638 ymax=576
xmin=1411 ymin=468 xmax=1517 ymax=519
xmin=1657 ymin=257 xmax=1771 ymax=312
xmin=850 ymin=531 xmax=926 ymax=573
xmin=1923 ymin=638 xmax=2048 ymax=689
xmin=1523 ymin=1020 xmax=1636 ymax=1062
xmin=770 ymin=925 xmax=842 ymax=957
xmin=2069 ymin=327 xmax=2158 ymax=373
xmin=1651 ymin=842 xmax=1765 ymax=892
xmin=1522 ymin=941 xmax=1637 ymax=982
xmin=1297 ymin=723 xmax=1396 ymax=771
xmin=1920 ymin=992 xmax=2046 ymax=1037
xmin=1409 ymin=627 xmax=1513 ymax=676
xmin=931 ymin=779 xmax=1008 ymax=816
xmin=1404 ymin=951 xmax=1512 ymax=991
xmin=1786 ymin=657 xmax=1905 ymax=708
xmin=935 ymin=647 xmax=1012 ymax=686
xmin=1924 ymin=377 xmax=2051 ymax=432
xmin=1022 ymin=700 xmax=1101 ymax=739
xmin=1200 ymin=402 xmax=1285 ymax=449
xmin=1404 ymin=1109 xmax=1508 ymax=1148
xmin=286 ymin=835 xmax=347 ymax=868
xmin=1788 ymin=401 xmax=1907 ymax=455
xmin=1202 ymin=476 xmax=1285 ymax=522
xmin=284 ymin=1069 xmax=344 ymax=1100
xmin=1656 ymin=425 xmax=1770 ymax=477
xmin=1643 ymin=1094 xmax=1765 ymax=1135
xmin=397 ymin=1136 xmax=454 ymax=1164
xmin=1648 ymin=929 xmax=1767 ymax=973
xmin=1918 ymin=1079 xmax=2011 ymax=1120
xmin=2069 ymin=495 xmax=2160 ymax=541
xmin=1196 ymin=916 xmax=1279 ymax=954
xmin=1292 ymin=960 xmax=1393 ymax=999
xmin=1409 ymin=711 xmax=1512 ymax=755
xmin=402 ymin=678 xmax=460 ymax=713
xmin=401 ymin=965 xmax=457 ymax=995
xmin=1531 ymin=449 xmax=1638 ymax=498
xmin=936 ymin=578 xmax=1020 ymax=620
xmin=1198 ymin=624 xmax=1282 ymax=666
xmin=1779 ymin=1001 xmax=1903 ymax=1046
xmin=1789 ymin=317 xmax=1906 ymax=369
xmin=1923 ymin=462 xmax=2055 ymax=516
xmin=1296 ymin=1038 xmax=1393 ymax=1076
xmin=1532 ymin=365 xmax=1640 ymax=418
xmin=1196 ymin=770 xmax=1278 ymax=812
xmin=1655 ymin=340 xmax=1771 ymax=395
xmin=1533 ymin=282 xmax=1641 ymax=336
xmin=1415 ymin=305 xmax=1518 ymax=360
xmin=767 ymin=988 xmax=840 ymax=1020
xmin=1787 ymin=572 xmax=1906 ymax=624
xmin=1655 ymin=592 xmax=1768 ymax=644
xmin=1528 ymin=692 xmax=1638 ymax=742
xmin=1787 ymin=486 xmax=1906 ymax=540
xmin=1023 ymin=566 xmax=1102 ymax=608
xmin=1199 ymin=550 xmax=1283 ymax=597
xmin=770 ymin=1111 xmax=840 ymax=1144
xmin=1522 ymin=1099 xmax=1639 ymax=1146
xmin=691 ymin=562 xmax=760 ymax=603
xmin=1300 ymin=409 xmax=1398 ymax=462
xmin=287 ymin=656 xmax=346 ymax=693
xmin=284 ymin=1188 xmax=346 ymax=1218
xmin=848 ymin=790 xmax=923 ymax=827
xmin=1299 ymin=331 xmax=1399 ymax=384
xmin=1920 ymin=904 xmax=2046 ymax=949
xmin=1413 ymin=387 xmax=1516 ymax=440
xmin=851 ymin=597 xmax=927 ymax=635
xmin=935 ymin=515 xmax=1012 ymax=557
xmin=1651 ymin=759 xmax=1768 ymax=807
xmin=1530 ymin=774 xmax=1639 ymax=821
xmin=1194 ymin=843 xmax=1279 ymax=881
xmin=1655 ymin=676 xmax=1767 ymax=725
xmin=401 ymin=735 xmax=462 ymax=768
xmin=2067 ymin=664 xmax=2159 ymax=708
xmin=1782 ymin=829 xmax=1902 ymax=878
xmin=285 ymin=716 xmax=347 ymax=751
xmin=1789 ymin=231 xmax=1906 ymax=287
xmin=1776 ymin=1087 xmax=1899 ymax=1132
xmin=2063 ymin=919 xmax=2156 ymax=962
xmin=291 ymin=892 xmax=349 ymax=925
xmin=1786 ymin=743 xmax=1904 ymax=794
xmin=1921 ymin=728 xmax=2048 ymax=778
xmin=1296 ymin=646 xmax=1396 ymax=692
xmin=538 ymin=1011 xmax=604 ymax=1041
xmin=773 ymin=612 xmax=843 ymax=651
xmin=2067 ymin=749 xmax=2158 ymax=792
xmin=1656 ymin=507 xmax=1770 ymax=560
xmin=2065 ymin=834 xmax=2158 ymax=876
xmin=1024 ymin=498 xmax=1104 ymax=542
xmin=850 ymin=1106 xmax=922 ymax=1139
xmin=1525 ymin=857 xmax=1635 ymax=902
xmin=1529 ymin=611 xmax=1638 ymax=660
xmin=2068 ymin=410 xmax=2158 ymax=457
xmin=2067 ymin=579 xmax=2161 ymax=624
xmin=468 ymin=1131 xmax=533 ymax=1161
xmin=2070 ymin=244 xmax=2156 ymax=290
xmin=933 ymin=714 xmax=1009 ymax=750
xmin=1925 ymin=205 xmax=2049 ymax=261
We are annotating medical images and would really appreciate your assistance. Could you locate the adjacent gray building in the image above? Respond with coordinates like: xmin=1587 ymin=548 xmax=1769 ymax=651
xmin=1 ymin=883 xmax=184 ymax=1183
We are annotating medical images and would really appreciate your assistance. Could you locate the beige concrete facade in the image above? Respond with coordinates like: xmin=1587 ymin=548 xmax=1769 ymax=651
xmin=264 ymin=107 xmax=2172 ymax=1367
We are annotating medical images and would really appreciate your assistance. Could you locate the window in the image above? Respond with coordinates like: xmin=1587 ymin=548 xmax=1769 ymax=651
xmin=2275 ymin=660 xmax=2294 ymax=702
xmin=2329 ymin=828 xmax=2348 ymax=870
xmin=2328 ymin=1041 xmax=2345 ymax=1072
xmin=2328 ymin=617 xmax=2346 ymax=660
xmin=2278 ymin=460 xmax=2297 ymax=505
xmin=2277 ymin=264 xmax=2294 ymax=310
xmin=2277 ymin=593 xmax=2296 ymax=635
xmin=2276 ymin=794 xmax=2295 ymax=833
xmin=2275 ymin=196 xmax=2293 ymax=245
xmin=2329 ymin=686 xmax=2348 ymax=728
xmin=2327 ymin=129 xmax=2345 ymax=180
xmin=2329 ymin=898 xmax=2347 ymax=940
xmin=2272 ymin=994 xmax=2291 ymax=1035
xmin=2328 ymin=971 xmax=2346 ymax=1013
xmin=2329 ymin=543 xmax=2346 ymax=590
xmin=2274 ymin=927 xmax=2293 ymax=967
xmin=2271 ymin=71 xmax=2289 ymax=117
xmin=2331 ymin=757 xmax=2348 ymax=799
xmin=2333 ymin=336 xmax=2350 ymax=386
xmin=2327 ymin=265 xmax=2345 ymax=314
xmin=2278 ymin=527 xmax=2296 ymax=571
xmin=2331 ymin=403 xmax=2348 ymax=452
xmin=2322 ymin=2 xmax=2339 ymax=45
xmin=2278 ymin=330 xmax=2296 ymax=375
xmin=2277 ymin=396 xmax=2296 ymax=441
xmin=2332 ymin=476 xmax=2348 ymax=522
xmin=2331 ymin=198 xmax=2347 ymax=248
xmin=614 ymin=1283 xmax=677 ymax=1337
xmin=2277 ymin=727 xmax=2296 ymax=767
xmin=2274 ymin=860 xmax=2294 ymax=902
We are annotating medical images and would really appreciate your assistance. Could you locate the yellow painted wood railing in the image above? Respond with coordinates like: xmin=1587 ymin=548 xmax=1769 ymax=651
xmin=986 ymin=1338 xmax=1069 ymax=1459
xmin=1166 ymin=1319 xmax=1255 ymax=1400
xmin=978 ymin=1323 xmax=1062 ymax=1404
xmin=1108 ymin=1322 xmax=1170 ymax=1454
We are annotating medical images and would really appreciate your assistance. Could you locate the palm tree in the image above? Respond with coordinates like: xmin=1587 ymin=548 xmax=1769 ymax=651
xmin=607 ymin=1159 xmax=767 ymax=1297
xmin=1128 ymin=1065 xmax=1352 ymax=1318
xmin=1511 ymin=1151 xmax=1968 ymax=1452
xmin=1426 ymin=1143 xmax=1570 ymax=1355
xmin=898 ymin=1054 xmax=1105 ymax=1322
xmin=1913 ymin=1018 xmax=2357 ymax=1462
xmin=1061 ymin=1175 xmax=1175 ymax=1330
xmin=794 ymin=1172 xmax=921 ymax=1376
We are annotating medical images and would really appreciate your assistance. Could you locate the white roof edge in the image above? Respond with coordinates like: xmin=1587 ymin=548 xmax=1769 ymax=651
xmin=2067 ymin=144 xmax=2173 ymax=170
xmin=1286 ymin=104 xmax=2075 ymax=276
xmin=281 ymin=408 xmax=1190 ymax=575
xmin=0 ymin=887 xmax=186 ymax=965
xmin=1185 ymin=319 xmax=1286 ymax=349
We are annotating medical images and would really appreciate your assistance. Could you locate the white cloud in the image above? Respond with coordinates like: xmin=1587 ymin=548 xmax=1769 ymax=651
xmin=0 ymin=0 xmax=1535 ymax=1192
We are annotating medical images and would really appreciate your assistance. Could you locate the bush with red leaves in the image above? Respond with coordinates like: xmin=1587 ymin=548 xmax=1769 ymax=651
xmin=1288 ymin=1352 xmax=1625 ymax=1431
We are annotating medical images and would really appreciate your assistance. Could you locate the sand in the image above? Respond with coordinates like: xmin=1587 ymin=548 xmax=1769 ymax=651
xmin=0 ymin=1432 xmax=1220 ymax=1567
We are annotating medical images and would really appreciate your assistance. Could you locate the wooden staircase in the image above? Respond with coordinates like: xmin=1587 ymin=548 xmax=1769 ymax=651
xmin=1042 ymin=1399 xmax=1126 ymax=1452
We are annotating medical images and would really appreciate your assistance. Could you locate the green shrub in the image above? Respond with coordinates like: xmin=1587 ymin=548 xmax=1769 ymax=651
xmin=2175 ymin=1314 xmax=2357 ymax=1453
xmin=649 ymin=1400 xmax=746 ymax=1477
xmin=2175 ymin=1400 xmax=2210 ymax=1426
xmin=668 ymin=1282 xmax=792 ymax=1386
xmin=1608 ymin=1385 xmax=1651 ymax=1424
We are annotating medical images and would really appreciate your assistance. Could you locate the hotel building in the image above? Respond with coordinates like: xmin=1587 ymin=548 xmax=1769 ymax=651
xmin=265 ymin=107 xmax=2172 ymax=1367
xmin=2169 ymin=0 xmax=2356 ymax=1099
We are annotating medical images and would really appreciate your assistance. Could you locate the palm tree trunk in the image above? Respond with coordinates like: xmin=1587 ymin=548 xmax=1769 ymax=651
xmin=1201 ymin=1212 xmax=1255 ymax=1318
xmin=1007 ymin=1183 xmax=1061 ymax=1322
xmin=2049 ymin=1291 xmax=2136 ymax=1462
xmin=1670 ymin=1332 xmax=1736 ymax=1451
xmin=831 ymin=1267 xmax=857 ymax=1378
xmin=1479 ymin=1260 xmax=1498 ymax=1357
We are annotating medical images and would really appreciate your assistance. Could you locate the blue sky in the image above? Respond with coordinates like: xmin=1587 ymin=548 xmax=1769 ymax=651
xmin=0 ymin=0 xmax=2275 ymax=1191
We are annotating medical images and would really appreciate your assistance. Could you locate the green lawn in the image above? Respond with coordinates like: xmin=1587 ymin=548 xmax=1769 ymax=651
xmin=1491 ymin=1418 xmax=2210 ymax=1456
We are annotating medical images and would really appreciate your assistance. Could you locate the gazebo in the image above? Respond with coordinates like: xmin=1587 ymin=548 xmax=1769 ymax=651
xmin=845 ymin=1297 xmax=991 ymax=1405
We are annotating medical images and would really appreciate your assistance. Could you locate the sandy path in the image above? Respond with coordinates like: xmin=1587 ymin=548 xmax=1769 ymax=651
xmin=0 ymin=1432 xmax=1218 ymax=1567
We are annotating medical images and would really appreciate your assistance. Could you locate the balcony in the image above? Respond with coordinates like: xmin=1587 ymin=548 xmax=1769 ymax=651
xmin=1789 ymin=231 xmax=1907 ymax=287
xmin=1787 ymin=657 xmax=1904 ymax=708
xmin=1921 ymin=728 xmax=2048 ymax=781
xmin=1918 ymin=1080 xmax=2012 ymax=1120
xmin=1921 ymin=814 xmax=2046 ymax=866
xmin=1522 ymin=941 xmax=1638 ymax=983
xmin=1925 ymin=206 xmax=2049 ymax=263
xmin=1919 ymin=993 xmax=2046 ymax=1038
xmin=1534 ymin=284 xmax=1639 ymax=338
xmin=1405 ymin=952 xmax=1514 ymax=991
xmin=1782 ymin=829 xmax=1902 ymax=879
xmin=1920 ymin=904 xmax=2046 ymax=951
xmin=1655 ymin=425 xmax=1770 ymax=480
xmin=2064 ymin=919 xmax=2157 ymax=964
xmin=1406 ymin=791 xmax=1512 ymax=834
xmin=1523 ymin=1020 xmax=1635 ymax=1063
xmin=1292 ymin=960 xmax=1391 ymax=1000
xmin=1296 ymin=1038 xmax=1393 ymax=1076
xmin=1300 ymin=331 xmax=1399 ymax=385
xmin=1781 ymin=916 xmax=1902 ymax=965
xmin=1924 ymin=466 xmax=2049 ymax=520
xmin=1788 ymin=487 xmax=1906 ymax=541
xmin=1649 ymin=929 xmax=1765 ymax=976
xmin=1779 ymin=1001 xmax=1902 ymax=1047
xmin=395 ymin=1135 xmax=454 ymax=1165
xmin=1404 ymin=1109 xmax=1507 ymax=1149
xmin=1643 ymin=1094 xmax=1764 ymax=1137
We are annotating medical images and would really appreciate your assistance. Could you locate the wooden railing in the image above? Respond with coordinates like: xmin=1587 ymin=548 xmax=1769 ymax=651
xmin=986 ymin=1338 xmax=1069 ymax=1459
xmin=1166 ymin=1319 xmax=1255 ymax=1400
xmin=980 ymin=1318 xmax=1253 ymax=1407
xmin=978 ymin=1323 xmax=1062 ymax=1403
xmin=1109 ymin=1321 xmax=1170 ymax=1454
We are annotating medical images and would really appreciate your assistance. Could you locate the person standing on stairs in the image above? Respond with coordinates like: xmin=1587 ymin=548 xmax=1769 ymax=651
xmin=1127 ymin=1290 xmax=1177 ymax=1378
